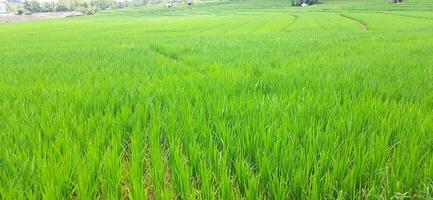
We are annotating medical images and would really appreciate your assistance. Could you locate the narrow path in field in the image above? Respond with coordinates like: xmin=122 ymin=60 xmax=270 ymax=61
xmin=149 ymin=44 xmax=198 ymax=72
xmin=312 ymin=15 xmax=329 ymax=30
xmin=281 ymin=14 xmax=299 ymax=32
xmin=150 ymin=45 xmax=183 ymax=63
xmin=340 ymin=13 xmax=368 ymax=30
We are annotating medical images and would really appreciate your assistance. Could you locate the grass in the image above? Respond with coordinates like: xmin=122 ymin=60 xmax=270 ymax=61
xmin=0 ymin=0 xmax=433 ymax=199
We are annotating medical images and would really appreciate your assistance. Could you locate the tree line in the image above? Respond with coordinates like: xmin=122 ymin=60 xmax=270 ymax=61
xmin=8 ymin=0 xmax=168 ymax=15
xmin=7 ymin=0 xmax=321 ymax=15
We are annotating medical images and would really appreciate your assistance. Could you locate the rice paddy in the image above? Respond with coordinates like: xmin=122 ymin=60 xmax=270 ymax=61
xmin=1 ymin=0 xmax=433 ymax=199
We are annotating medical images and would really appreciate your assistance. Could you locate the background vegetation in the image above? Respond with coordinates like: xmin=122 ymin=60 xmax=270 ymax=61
xmin=291 ymin=0 xmax=318 ymax=6
xmin=9 ymin=0 xmax=322 ymax=15
xmin=0 ymin=0 xmax=433 ymax=199
xmin=8 ymin=0 xmax=117 ymax=15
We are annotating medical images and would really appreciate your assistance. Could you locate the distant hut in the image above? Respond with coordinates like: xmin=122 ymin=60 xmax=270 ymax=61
xmin=0 ymin=0 xmax=8 ymax=14
xmin=186 ymin=0 xmax=192 ymax=6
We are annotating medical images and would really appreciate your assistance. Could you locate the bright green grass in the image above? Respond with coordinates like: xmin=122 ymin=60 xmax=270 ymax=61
xmin=1 ymin=0 xmax=433 ymax=199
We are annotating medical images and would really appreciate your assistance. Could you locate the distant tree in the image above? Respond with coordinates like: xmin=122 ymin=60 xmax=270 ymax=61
xmin=54 ymin=0 xmax=70 ymax=11
xmin=91 ymin=0 xmax=113 ymax=10
xmin=291 ymin=0 xmax=318 ymax=6
xmin=23 ymin=0 xmax=41 ymax=12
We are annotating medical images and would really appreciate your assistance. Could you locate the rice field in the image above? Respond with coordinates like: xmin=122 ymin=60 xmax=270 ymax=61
xmin=1 ymin=0 xmax=433 ymax=199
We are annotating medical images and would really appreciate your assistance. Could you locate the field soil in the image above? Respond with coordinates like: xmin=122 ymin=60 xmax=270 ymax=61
xmin=0 ymin=11 xmax=83 ymax=23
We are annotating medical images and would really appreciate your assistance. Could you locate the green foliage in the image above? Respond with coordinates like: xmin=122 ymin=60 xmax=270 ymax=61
xmin=0 ymin=0 xmax=433 ymax=199
xmin=23 ymin=0 xmax=41 ymax=13
xmin=12 ymin=0 xmax=174 ymax=15
xmin=291 ymin=0 xmax=319 ymax=6
xmin=18 ymin=0 xmax=101 ymax=14
xmin=91 ymin=0 xmax=112 ymax=10
xmin=16 ymin=9 xmax=24 ymax=15
xmin=6 ymin=2 xmax=22 ymax=14
xmin=76 ymin=4 xmax=98 ymax=15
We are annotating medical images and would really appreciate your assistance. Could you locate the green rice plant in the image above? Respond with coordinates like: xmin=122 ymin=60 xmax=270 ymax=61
xmin=0 ymin=0 xmax=432 ymax=199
